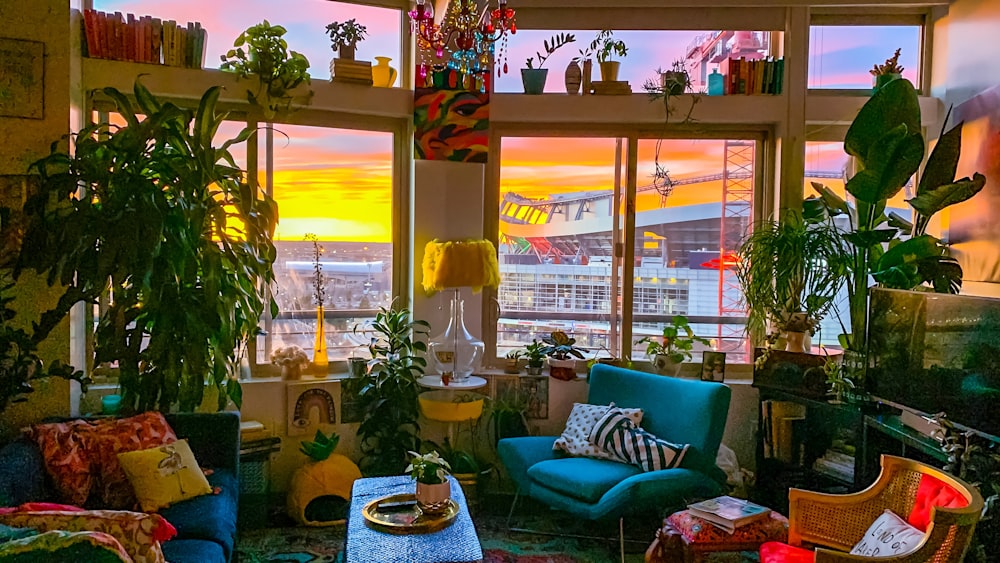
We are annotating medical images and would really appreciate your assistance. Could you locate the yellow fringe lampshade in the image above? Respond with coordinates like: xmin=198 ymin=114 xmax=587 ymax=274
xmin=421 ymin=239 xmax=501 ymax=294
xmin=422 ymin=239 xmax=499 ymax=382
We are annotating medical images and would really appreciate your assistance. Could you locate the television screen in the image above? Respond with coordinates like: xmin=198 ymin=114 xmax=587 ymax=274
xmin=867 ymin=288 xmax=1000 ymax=439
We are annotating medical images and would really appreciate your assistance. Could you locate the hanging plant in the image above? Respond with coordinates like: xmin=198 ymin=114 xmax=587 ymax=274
xmin=642 ymin=60 xmax=701 ymax=198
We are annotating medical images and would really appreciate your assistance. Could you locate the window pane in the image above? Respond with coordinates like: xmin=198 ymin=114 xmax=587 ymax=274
xmin=93 ymin=0 xmax=401 ymax=74
xmin=494 ymin=30 xmax=773 ymax=94
xmin=497 ymin=137 xmax=624 ymax=357
xmin=808 ymin=25 xmax=920 ymax=89
xmin=633 ymin=138 xmax=754 ymax=363
xmin=263 ymin=125 xmax=394 ymax=364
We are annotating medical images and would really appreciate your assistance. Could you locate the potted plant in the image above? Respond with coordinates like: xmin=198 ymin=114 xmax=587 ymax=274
xmin=523 ymin=340 xmax=546 ymax=375
xmin=286 ymin=430 xmax=361 ymax=526
xmin=354 ymin=306 xmax=431 ymax=476
xmin=635 ymin=315 xmax=711 ymax=377
xmin=220 ymin=20 xmax=312 ymax=120
xmin=870 ymin=48 xmax=904 ymax=92
xmin=522 ymin=32 xmax=575 ymax=95
xmin=810 ymin=78 xmax=986 ymax=378
xmin=271 ymin=345 xmax=310 ymax=380
xmin=589 ymin=29 xmax=627 ymax=81
xmin=489 ymin=384 xmax=530 ymax=446
xmin=734 ymin=207 xmax=847 ymax=353
xmin=503 ymin=350 xmax=523 ymax=374
xmin=660 ymin=59 xmax=691 ymax=95
xmin=541 ymin=330 xmax=587 ymax=381
xmin=325 ymin=19 xmax=368 ymax=61
xmin=407 ymin=450 xmax=452 ymax=515
xmin=20 ymin=80 xmax=278 ymax=413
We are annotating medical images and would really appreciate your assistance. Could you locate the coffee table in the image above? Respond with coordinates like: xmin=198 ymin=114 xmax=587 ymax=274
xmin=345 ymin=475 xmax=483 ymax=563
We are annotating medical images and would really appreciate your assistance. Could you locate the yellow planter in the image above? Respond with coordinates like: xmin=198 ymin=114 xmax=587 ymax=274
xmin=286 ymin=453 xmax=361 ymax=526
xmin=419 ymin=390 xmax=485 ymax=422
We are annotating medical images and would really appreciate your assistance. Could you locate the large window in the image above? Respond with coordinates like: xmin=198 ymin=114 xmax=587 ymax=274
xmin=494 ymin=30 xmax=774 ymax=94
xmin=497 ymin=134 xmax=758 ymax=364
xmin=93 ymin=0 xmax=402 ymax=76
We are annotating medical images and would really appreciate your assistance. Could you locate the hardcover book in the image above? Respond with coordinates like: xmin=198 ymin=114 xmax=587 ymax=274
xmin=687 ymin=495 xmax=770 ymax=533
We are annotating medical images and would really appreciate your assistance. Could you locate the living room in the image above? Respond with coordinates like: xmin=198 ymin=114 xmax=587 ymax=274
xmin=0 ymin=0 xmax=999 ymax=561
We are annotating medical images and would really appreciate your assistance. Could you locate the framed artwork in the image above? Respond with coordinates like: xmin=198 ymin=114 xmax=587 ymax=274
xmin=491 ymin=374 xmax=549 ymax=420
xmin=701 ymin=351 xmax=727 ymax=382
xmin=286 ymin=380 xmax=341 ymax=436
xmin=0 ymin=38 xmax=44 ymax=119
xmin=413 ymin=84 xmax=489 ymax=163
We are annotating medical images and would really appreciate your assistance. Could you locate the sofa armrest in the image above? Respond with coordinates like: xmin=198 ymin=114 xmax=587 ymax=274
xmin=497 ymin=436 xmax=559 ymax=493
xmin=0 ymin=438 xmax=50 ymax=506
xmin=165 ymin=411 xmax=240 ymax=473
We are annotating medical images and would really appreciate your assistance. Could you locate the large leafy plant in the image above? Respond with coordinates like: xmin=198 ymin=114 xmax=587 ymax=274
xmin=19 ymin=80 xmax=278 ymax=412
xmin=635 ymin=314 xmax=710 ymax=364
xmin=811 ymin=78 xmax=986 ymax=352
xmin=353 ymin=306 xmax=430 ymax=476
xmin=220 ymin=20 xmax=312 ymax=120
xmin=735 ymin=207 xmax=848 ymax=344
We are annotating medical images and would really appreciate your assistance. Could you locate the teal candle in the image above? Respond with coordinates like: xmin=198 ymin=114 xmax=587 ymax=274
xmin=102 ymin=394 xmax=122 ymax=415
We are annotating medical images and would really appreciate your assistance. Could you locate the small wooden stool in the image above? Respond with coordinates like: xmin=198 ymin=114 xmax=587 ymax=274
xmin=645 ymin=509 xmax=789 ymax=563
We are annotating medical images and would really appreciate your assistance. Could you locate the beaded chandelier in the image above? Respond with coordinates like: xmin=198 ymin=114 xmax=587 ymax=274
xmin=409 ymin=0 xmax=516 ymax=91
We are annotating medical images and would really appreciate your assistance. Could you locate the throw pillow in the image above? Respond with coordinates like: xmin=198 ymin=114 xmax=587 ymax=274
xmin=553 ymin=403 xmax=643 ymax=460
xmin=117 ymin=439 xmax=213 ymax=512
xmin=849 ymin=509 xmax=925 ymax=558
xmin=85 ymin=411 xmax=178 ymax=509
xmin=589 ymin=407 xmax=689 ymax=471
xmin=22 ymin=420 xmax=97 ymax=506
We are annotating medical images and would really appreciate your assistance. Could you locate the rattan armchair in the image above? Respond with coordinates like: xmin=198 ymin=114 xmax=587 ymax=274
xmin=761 ymin=454 xmax=984 ymax=563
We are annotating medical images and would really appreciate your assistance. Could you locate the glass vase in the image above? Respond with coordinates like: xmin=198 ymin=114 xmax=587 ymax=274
xmin=428 ymin=289 xmax=484 ymax=383
xmin=314 ymin=305 xmax=329 ymax=370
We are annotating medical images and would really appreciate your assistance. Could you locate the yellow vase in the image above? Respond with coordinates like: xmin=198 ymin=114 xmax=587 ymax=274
xmin=314 ymin=305 xmax=328 ymax=370
xmin=372 ymin=56 xmax=398 ymax=88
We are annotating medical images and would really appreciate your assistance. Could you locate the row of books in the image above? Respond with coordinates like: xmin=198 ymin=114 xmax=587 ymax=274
xmin=82 ymin=10 xmax=207 ymax=69
xmin=761 ymin=400 xmax=806 ymax=463
xmin=724 ymin=57 xmax=784 ymax=95
xmin=591 ymin=80 xmax=632 ymax=96
xmin=331 ymin=58 xmax=373 ymax=86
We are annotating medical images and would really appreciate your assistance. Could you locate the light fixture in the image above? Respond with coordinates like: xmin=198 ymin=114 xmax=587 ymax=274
xmin=409 ymin=0 xmax=516 ymax=90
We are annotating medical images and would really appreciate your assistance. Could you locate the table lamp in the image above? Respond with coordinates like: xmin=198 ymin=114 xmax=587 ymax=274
xmin=422 ymin=239 xmax=500 ymax=382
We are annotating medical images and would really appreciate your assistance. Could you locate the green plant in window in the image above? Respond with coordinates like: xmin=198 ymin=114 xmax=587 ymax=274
xmin=220 ymin=20 xmax=312 ymax=120
xmin=325 ymin=19 xmax=368 ymax=54
xmin=20 ymin=79 xmax=278 ymax=413
xmin=634 ymin=315 xmax=710 ymax=364
xmin=524 ymin=33 xmax=576 ymax=69
xmin=589 ymin=29 xmax=627 ymax=64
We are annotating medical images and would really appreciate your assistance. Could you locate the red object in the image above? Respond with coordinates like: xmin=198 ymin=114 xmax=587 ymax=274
xmin=908 ymin=473 xmax=968 ymax=532
xmin=441 ymin=373 xmax=452 ymax=386
xmin=759 ymin=541 xmax=816 ymax=563
xmin=648 ymin=509 xmax=790 ymax=562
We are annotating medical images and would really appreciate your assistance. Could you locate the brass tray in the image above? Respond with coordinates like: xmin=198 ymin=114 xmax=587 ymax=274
xmin=362 ymin=493 xmax=459 ymax=535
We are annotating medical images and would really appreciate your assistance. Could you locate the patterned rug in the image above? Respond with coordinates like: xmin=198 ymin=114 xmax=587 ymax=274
xmin=235 ymin=497 xmax=759 ymax=563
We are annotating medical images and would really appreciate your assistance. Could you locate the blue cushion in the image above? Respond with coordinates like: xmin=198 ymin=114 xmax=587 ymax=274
xmin=159 ymin=469 xmax=237 ymax=561
xmin=161 ymin=538 xmax=226 ymax=563
xmin=528 ymin=458 xmax=640 ymax=504
xmin=0 ymin=439 xmax=50 ymax=506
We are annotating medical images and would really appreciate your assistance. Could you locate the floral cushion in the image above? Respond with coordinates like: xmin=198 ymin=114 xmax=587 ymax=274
xmin=23 ymin=420 xmax=98 ymax=506
xmin=86 ymin=412 xmax=178 ymax=509
xmin=552 ymin=402 xmax=643 ymax=460
xmin=0 ymin=509 xmax=176 ymax=563
xmin=668 ymin=509 xmax=789 ymax=545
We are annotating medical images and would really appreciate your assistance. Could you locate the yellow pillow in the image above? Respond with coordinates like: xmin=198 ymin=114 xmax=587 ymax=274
xmin=116 ymin=439 xmax=213 ymax=512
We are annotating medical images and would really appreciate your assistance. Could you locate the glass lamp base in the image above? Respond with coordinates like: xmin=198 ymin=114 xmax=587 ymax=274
xmin=428 ymin=290 xmax=484 ymax=382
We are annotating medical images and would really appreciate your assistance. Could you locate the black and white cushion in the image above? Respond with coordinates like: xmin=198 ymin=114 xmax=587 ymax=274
xmin=589 ymin=407 xmax=689 ymax=472
xmin=552 ymin=402 xmax=643 ymax=460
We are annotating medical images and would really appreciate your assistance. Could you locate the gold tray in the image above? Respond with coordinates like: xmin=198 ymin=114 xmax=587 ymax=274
xmin=362 ymin=493 xmax=459 ymax=535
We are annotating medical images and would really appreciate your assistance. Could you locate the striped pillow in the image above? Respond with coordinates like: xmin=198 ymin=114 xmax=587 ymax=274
xmin=589 ymin=408 xmax=689 ymax=472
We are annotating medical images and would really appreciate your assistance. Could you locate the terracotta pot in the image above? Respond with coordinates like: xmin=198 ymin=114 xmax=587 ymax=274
xmin=785 ymin=331 xmax=807 ymax=354
xmin=415 ymin=481 xmax=451 ymax=515
xmin=599 ymin=61 xmax=620 ymax=82
xmin=548 ymin=358 xmax=577 ymax=381
xmin=339 ymin=43 xmax=356 ymax=60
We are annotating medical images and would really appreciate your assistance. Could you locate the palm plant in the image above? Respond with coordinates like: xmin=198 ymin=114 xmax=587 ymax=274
xmin=735 ymin=207 xmax=848 ymax=345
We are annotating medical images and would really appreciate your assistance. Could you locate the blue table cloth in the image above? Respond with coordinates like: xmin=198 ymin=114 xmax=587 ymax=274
xmin=346 ymin=475 xmax=483 ymax=563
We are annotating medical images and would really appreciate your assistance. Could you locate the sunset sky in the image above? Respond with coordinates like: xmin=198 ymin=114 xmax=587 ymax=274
xmin=95 ymin=0 xmax=922 ymax=242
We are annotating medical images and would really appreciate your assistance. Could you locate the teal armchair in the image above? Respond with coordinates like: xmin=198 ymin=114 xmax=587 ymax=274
xmin=498 ymin=364 xmax=731 ymax=522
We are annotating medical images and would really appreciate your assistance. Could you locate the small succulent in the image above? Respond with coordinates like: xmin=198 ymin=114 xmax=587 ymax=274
xmin=524 ymin=340 xmax=546 ymax=367
xmin=299 ymin=430 xmax=340 ymax=461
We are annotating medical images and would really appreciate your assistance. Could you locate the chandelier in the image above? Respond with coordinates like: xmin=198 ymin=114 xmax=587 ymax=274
xmin=409 ymin=0 xmax=516 ymax=90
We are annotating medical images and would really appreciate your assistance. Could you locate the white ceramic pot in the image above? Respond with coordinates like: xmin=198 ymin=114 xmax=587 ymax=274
xmin=652 ymin=354 xmax=683 ymax=377
xmin=415 ymin=481 xmax=451 ymax=515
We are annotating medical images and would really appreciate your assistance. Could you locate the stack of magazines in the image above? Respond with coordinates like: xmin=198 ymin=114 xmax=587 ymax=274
xmin=687 ymin=495 xmax=771 ymax=533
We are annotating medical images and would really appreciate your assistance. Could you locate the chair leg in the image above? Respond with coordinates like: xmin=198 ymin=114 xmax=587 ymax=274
xmin=619 ymin=516 xmax=625 ymax=563
xmin=506 ymin=489 xmax=521 ymax=530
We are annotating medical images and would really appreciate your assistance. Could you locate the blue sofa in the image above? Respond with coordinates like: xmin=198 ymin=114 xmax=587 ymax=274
xmin=499 ymin=365 xmax=731 ymax=521
xmin=0 ymin=411 xmax=240 ymax=563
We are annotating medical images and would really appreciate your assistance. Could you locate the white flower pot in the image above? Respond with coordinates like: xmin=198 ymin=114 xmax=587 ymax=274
xmin=652 ymin=354 xmax=683 ymax=377
xmin=415 ymin=481 xmax=450 ymax=515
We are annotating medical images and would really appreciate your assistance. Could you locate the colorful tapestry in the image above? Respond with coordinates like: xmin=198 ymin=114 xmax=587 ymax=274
xmin=414 ymin=84 xmax=489 ymax=163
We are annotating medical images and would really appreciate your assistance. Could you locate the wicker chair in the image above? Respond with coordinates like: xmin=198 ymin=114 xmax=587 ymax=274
xmin=760 ymin=455 xmax=984 ymax=563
